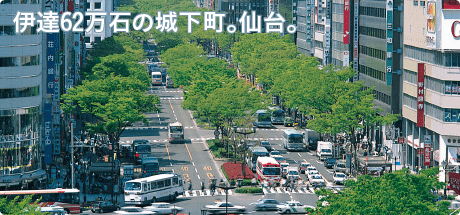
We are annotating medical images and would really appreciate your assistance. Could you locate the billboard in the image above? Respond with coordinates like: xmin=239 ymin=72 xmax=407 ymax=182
xmin=44 ymin=103 xmax=53 ymax=164
xmin=443 ymin=0 xmax=460 ymax=9
xmin=343 ymin=51 xmax=350 ymax=67
xmin=448 ymin=147 xmax=460 ymax=165
xmin=424 ymin=135 xmax=431 ymax=166
xmin=426 ymin=2 xmax=436 ymax=49
xmin=449 ymin=172 xmax=460 ymax=195
xmin=386 ymin=0 xmax=393 ymax=85
xmin=46 ymin=33 xmax=59 ymax=94
xmin=353 ymin=0 xmax=359 ymax=80
xmin=417 ymin=63 xmax=425 ymax=127
xmin=343 ymin=0 xmax=350 ymax=44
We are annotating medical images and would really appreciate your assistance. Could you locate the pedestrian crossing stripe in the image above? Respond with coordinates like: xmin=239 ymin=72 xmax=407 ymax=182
xmin=247 ymin=138 xmax=282 ymax=141
xmin=160 ymin=97 xmax=184 ymax=100
xmin=178 ymin=189 xmax=234 ymax=198
xmin=262 ymin=187 xmax=315 ymax=195
xmin=125 ymin=126 xmax=196 ymax=130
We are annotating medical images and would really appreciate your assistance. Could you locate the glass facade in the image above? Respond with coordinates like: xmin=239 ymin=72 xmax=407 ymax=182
xmin=0 ymin=106 xmax=40 ymax=175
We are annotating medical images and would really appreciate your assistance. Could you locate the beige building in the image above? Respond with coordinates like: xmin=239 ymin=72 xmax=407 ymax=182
xmin=403 ymin=0 xmax=460 ymax=182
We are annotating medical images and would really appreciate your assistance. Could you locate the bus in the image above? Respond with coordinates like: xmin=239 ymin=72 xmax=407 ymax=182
xmin=133 ymin=139 xmax=152 ymax=164
xmin=0 ymin=188 xmax=81 ymax=214
xmin=282 ymin=129 xmax=305 ymax=151
xmin=247 ymin=146 xmax=269 ymax=172
xmin=269 ymin=107 xmax=285 ymax=125
xmin=254 ymin=110 xmax=272 ymax=128
xmin=168 ymin=122 xmax=184 ymax=143
xmin=141 ymin=156 xmax=160 ymax=177
xmin=151 ymin=71 xmax=162 ymax=86
xmin=256 ymin=157 xmax=281 ymax=185
xmin=124 ymin=174 xmax=184 ymax=205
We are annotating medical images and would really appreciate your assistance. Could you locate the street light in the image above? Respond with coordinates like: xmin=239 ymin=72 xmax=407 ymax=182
xmin=217 ymin=184 xmax=237 ymax=215
xmin=442 ymin=160 xmax=450 ymax=197
xmin=233 ymin=126 xmax=256 ymax=180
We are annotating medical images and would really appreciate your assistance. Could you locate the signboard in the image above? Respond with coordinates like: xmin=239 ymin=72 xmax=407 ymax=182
xmin=448 ymin=147 xmax=460 ymax=164
xmin=343 ymin=51 xmax=350 ymax=67
xmin=310 ymin=2 xmax=315 ymax=55
xmin=417 ymin=148 xmax=424 ymax=155
xmin=386 ymin=0 xmax=393 ymax=85
xmin=426 ymin=2 xmax=436 ymax=49
xmin=46 ymin=34 xmax=59 ymax=94
xmin=417 ymin=63 xmax=425 ymax=127
xmin=353 ymin=0 xmax=359 ymax=76
xmin=343 ymin=0 xmax=350 ymax=44
xmin=398 ymin=137 xmax=405 ymax=144
xmin=443 ymin=0 xmax=460 ymax=9
xmin=324 ymin=24 xmax=331 ymax=65
xmin=424 ymin=135 xmax=431 ymax=166
xmin=44 ymin=103 xmax=53 ymax=164
xmin=449 ymin=172 xmax=460 ymax=195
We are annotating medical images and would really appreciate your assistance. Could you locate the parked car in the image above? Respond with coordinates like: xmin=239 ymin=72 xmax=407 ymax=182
xmin=91 ymin=201 xmax=119 ymax=213
xmin=269 ymin=150 xmax=280 ymax=157
xmin=324 ymin=158 xmax=336 ymax=169
xmin=334 ymin=160 xmax=349 ymax=174
xmin=305 ymin=166 xmax=317 ymax=176
xmin=277 ymin=201 xmax=315 ymax=214
xmin=205 ymin=202 xmax=246 ymax=214
xmin=309 ymin=175 xmax=326 ymax=187
xmin=114 ymin=207 xmax=156 ymax=214
xmin=286 ymin=167 xmax=300 ymax=180
xmin=250 ymin=199 xmax=281 ymax=211
xmin=283 ymin=117 xmax=293 ymax=127
xmin=143 ymin=203 xmax=183 ymax=214
xmin=260 ymin=141 xmax=272 ymax=152
xmin=298 ymin=162 xmax=311 ymax=174
xmin=333 ymin=172 xmax=347 ymax=185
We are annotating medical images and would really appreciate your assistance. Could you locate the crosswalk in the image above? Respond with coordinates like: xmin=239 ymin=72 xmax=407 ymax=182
xmin=178 ymin=189 xmax=233 ymax=198
xmin=124 ymin=126 xmax=195 ymax=130
xmin=160 ymin=97 xmax=184 ymax=100
xmin=177 ymin=187 xmax=315 ymax=198
xmin=120 ymin=137 xmax=214 ymax=144
xmin=262 ymin=187 xmax=315 ymax=194
xmin=246 ymin=137 xmax=282 ymax=141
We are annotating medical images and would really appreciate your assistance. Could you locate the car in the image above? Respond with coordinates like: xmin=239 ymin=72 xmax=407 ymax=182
xmin=305 ymin=166 xmax=317 ymax=176
xmin=309 ymin=174 xmax=326 ymax=187
xmin=250 ymin=199 xmax=281 ymax=211
xmin=324 ymin=158 xmax=336 ymax=169
xmin=277 ymin=201 xmax=315 ymax=214
xmin=270 ymin=155 xmax=285 ymax=163
xmin=298 ymin=162 xmax=311 ymax=174
xmin=283 ymin=117 xmax=293 ymax=127
xmin=334 ymin=160 xmax=349 ymax=174
xmin=205 ymin=202 xmax=246 ymax=214
xmin=260 ymin=141 xmax=272 ymax=152
xmin=307 ymin=170 xmax=320 ymax=181
xmin=114 ymin=207 xmax=156 ymax=214
xmin=333 ymin=172 xmax=347 ymax=185
xmin=91 ymin=201 xmax=119 ymax=213
xmin=143 ymin=203 xmax=183 ymax=214
xmin=269 ymin=150 xmax=280 ymax=157
xmin=280 ymin=163 xmax=290 ymax=178
xmin=286 ymin=167 xmax=300 ymax=180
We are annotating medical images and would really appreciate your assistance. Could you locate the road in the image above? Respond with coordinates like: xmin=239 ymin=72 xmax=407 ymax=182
xmin=115 ymin=84 xmax=341 ymax=214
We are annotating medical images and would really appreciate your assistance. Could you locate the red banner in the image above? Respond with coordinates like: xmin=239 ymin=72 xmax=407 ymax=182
xmin=443 ymin=0 xmax=460 ymax=9
xmin=343 ymin=0 xmax=350 ymax=44
xmin=424 ymin=147 xmax=431 ymax=166
xmin=417 ymin=63 xmax=425 ymax=127
xmin=449 ymin=172 xmax=460 ymax=195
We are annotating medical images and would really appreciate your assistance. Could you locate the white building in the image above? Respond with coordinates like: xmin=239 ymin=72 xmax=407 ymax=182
xmin=84 ymin=0 xmax=114 ymax=49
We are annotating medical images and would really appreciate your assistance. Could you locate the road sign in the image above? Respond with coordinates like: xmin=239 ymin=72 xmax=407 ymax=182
xmin=214 ymin=130 xmax=220 ymax=136
xmin=398 ymin=137 xmax=405 ymax=144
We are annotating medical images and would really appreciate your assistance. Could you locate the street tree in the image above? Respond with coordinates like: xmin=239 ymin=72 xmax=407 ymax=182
xmin=313 ymin=168 xmax=451 ymax=215
xmin=0 ymin=195 xmax=42 ymax=215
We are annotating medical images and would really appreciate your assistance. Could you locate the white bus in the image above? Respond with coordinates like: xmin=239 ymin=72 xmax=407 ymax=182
xmin=282 ymin=129 xmax=304 ymax=151
xmin=256 ymin=157 xmax=281 ymax=186
xmin=168 ymin=122 xmax=184 ymax=143
xmin=151 ymin=71 xmax=162 ymax=86
xmin=124 ymin=174 xmax=184 ymax=205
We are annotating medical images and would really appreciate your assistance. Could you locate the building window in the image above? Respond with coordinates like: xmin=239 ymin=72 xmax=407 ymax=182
xmin=359 ymin=26 xmax=386 ymax=39
xmin=0 ymin=0 xmax=39 ymax=4
xmin=94 ymin=37 xmax=102 ymax=43
xmin=359 ymin=65 xmax=386 ymax=82
xmin=359 ymin=6 xmax=385 ymax=18
xmin=94 ymin=2 xmax=101 ymax=9
xmin=84 ymin=37 xmax=91 ymax=43
xmin=420 ymin=1 xmax=425 ymax=6
xmin=359 ymin=45 xmax=386 ymax=60
xmin=414 ymin=1 xmax=418 ymax=6
xmin=86 ymin=2 xmax=90 ymax=9
xmin=0 ymin=25 xmax=38 ymax=36
xmin=0 ymin=55 xmax=40 ymax=67
xmin=0 ymin=86 xmax=39 ymax=99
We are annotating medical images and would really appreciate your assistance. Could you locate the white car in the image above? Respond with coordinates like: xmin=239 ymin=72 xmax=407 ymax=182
xmin=333 ymin=172 xmax=347 ymax=185
xmin=143 ymin=203 xmax=183 ymax=214
xmin=114 ymin=206 xmax=156 ymax=215
xmin=205 ymin=202 xmax=246 ymax=214
xmin=305 ymin=166 xmax=317 ymax=176
xmin=269 ymin=150 xmax=280 ymax=157
xmin=286 ymin=167 xmax=300 ymax=180
xmin=307 ymin=170 xmax=320 ymax=181
xmin=277 ymin=201 xmax=315 ymax=214
xmin=309 ymin=175 xmax=326 ymax=187
xmin=271 ymin=155 xmax=285 ymax=163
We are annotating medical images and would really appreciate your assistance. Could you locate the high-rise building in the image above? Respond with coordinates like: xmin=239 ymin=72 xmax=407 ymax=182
xmin=402 ymin=0 xmax=460 ymax=180
xmin=84 ymin=0 xmax=114 ymax=49
xmin=0 ymin=0 xmax=47 ymax=189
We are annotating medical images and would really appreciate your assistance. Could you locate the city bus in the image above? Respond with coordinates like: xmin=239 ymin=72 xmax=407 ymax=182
xmin=124 ymin=174 xmax=184 ymax=205
xmin=0 ymin=188 xmax=81 ymax=214
xmin=282 ymin=129 xmax=305 ymax=151
xmin=168 ymin=122 xmax=184 ymax=143
xmin=151 ymin=71 xmax=162 ymax=86
xmin=253 ymin=109 xmax=272 ymax=128
xmin=269 ymin=107 xmax=285 ymax=125
xmin=133 ymin=139 xmax=152 ymax=164
xmin=256 ymin=157 xmax=281 ymax=185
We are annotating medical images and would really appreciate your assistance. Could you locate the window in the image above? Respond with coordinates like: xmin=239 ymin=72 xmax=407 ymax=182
xmin=0 ymin=86 xmax=40 ymax=99
xmin=157 ymin=180 xmax=165 ymax=188
xmin=86 ymin=2 xmax=90 ymax=9
xmin=359 ymin=26 xmax=386 ymax=39
xmin=94 ymin=2 xmax=101 ymax=9
xmin=94 ymin=36 xmax=101 ymax=43
xmin=359 ymin=45 xmax=386 ymax=60
xmin=165 ymin=179 xmax=171 ymax=187
xmin=420 ymin=1 xmax=425 ymax=6
xmin=84 ymin=37 xmax=90 ymax=43
xmin=173 ymin=177 xmax=178 ymax=185
xmin=360 ymin=65 xmax=386 ymax=82
xmin=414 ymin=1 xmax=418 ymax=6
xmin=359 ymin=6 xmax=385 ymax=18
xmin=0 ymin=55 xmax=40 ymax=67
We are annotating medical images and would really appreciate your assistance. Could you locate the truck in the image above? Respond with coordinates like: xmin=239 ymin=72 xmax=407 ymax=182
xmin=316 ymin=141 xmax=333 ymax=161
xmin=247 ymin=146 xmax=269 ymax=172
xmin=141 ymin=156 xmax=160 ymax=177
xmin=304 ymin=129 xmax=320 ymax=151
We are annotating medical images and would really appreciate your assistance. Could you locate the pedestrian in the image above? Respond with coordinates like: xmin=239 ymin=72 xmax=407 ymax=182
xmin=290 ymin=181 xmax=295 ymax=192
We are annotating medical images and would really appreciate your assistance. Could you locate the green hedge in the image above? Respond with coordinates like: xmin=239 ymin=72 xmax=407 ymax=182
xmin=235 ymin=187 xmax=263 ymax=194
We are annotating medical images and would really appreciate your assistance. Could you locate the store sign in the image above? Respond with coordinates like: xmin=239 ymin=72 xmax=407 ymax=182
xmin=398 ymin=137 xmax=405 ymax=144
xmin=417 ymin=148 xmax=424 ymax=155
xmin=44 ymin=103 xmax=53 ymax=164
xmin=424 ymin=135 xmax=431 ymax=166
xmin=343 ymin=0 xmax=350 ymax=44
xmin=443 ymin=0 xmax=460 ymax=9
xmin=427 ymin=2 xmax=436 ymax=49
xmin=343 ymin=51 xmax=350 ymax=67
xmin=353 ymin=0 xmax=359 ymax=74
xmin=386 ymin=0 xmax=393 ymax=85
xmin=449 ymin=172 xmax=460 ymax=195
xmin=417 ymin=63 xmax=425 ymax=127
xmin=46 ymin=33 xmax=59 ymax=94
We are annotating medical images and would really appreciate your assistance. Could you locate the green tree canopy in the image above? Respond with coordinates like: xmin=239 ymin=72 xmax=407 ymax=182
xmin=0 ymin=195 xmax=42 ymax=215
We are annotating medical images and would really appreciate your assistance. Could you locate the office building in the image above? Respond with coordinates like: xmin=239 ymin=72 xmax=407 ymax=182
xmin=85 ymin=0 xmax=114 ymax=49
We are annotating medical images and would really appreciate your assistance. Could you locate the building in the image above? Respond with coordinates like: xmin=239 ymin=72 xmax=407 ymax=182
xmin=217 ymin=0 xmax=269 ymax=29
xmin=84 ymin=0 xmax=115 ymax=49
xmin=402 ymin=0 xmax=460 ymax=182
xmin=0 ymin=0 xmax=47 ymax=189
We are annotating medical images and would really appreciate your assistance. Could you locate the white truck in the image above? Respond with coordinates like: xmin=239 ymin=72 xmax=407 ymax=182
xmin=316 ymin=141 xmax=333 ymax=161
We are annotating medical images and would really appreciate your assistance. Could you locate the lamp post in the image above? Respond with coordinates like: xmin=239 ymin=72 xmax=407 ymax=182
xmin=233 ymin=126 xmax=256 ymax=181
xmin=217 ymin=184 xmax=237 ymax=215
xmin=442 ymin=160 xmax=450 ymax=197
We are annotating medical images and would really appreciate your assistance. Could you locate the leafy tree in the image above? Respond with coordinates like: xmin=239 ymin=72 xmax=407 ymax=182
xmin=0 ymin=195 xmax=42 ymax=215
xmin=312 ymin=168 xmax=451 ymax=215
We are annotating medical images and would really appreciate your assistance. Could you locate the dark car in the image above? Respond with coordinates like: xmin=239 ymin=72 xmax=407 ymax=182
xmin=324 ymin=158 xmax=336 ymax=169
xmin=91 ymin=201 xmax=119 ymax=213
xmin=260 ymin=141 xmax=272 ymax=152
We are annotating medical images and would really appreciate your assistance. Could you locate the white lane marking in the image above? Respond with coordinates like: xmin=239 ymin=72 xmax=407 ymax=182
xmin=308 ymin=152 xmax=313 ymax=156
xmin=298 ymin=153 xmax=302 ymax=157
xmin=263 ymin=188 xmax=268 ymax=194
xmin=192 ymin=162 xmax=195 ymax=166
xmin=294 ymin=160 xmax=298 ymax=163
xmin=276 ymin=187 xmax=282 ymax=193
xmin=316 ymin=160 xmax=323 ymax=164
xmin=192 ymin=190 xmax=197 ymax=196
xmin=197 ymin=175 xmax=201 ymax=180
xmin=172 ymin=169 xmax=174 ymax=173
xmin=206 ymin=190 xmax=211 ymax=195
xmin=184 ymin=191 xmax=190 ymax=197
xmin=287 ymin=151 xmax=290 ymax=154
xmin=228 ymin=190 xmax=233 ymax=195
xmin=195 ymin=168 xmax=198 ymax=173
xmin=170 ymin=162 xmax=172 ymax=166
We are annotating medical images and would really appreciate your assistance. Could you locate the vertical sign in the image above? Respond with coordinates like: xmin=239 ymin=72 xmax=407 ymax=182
xmin=417 ymin=63 xmax=425 ymax=127
xmin=44 ymin=103 xmax=53 ymax=164
xmin=343 ymin=51 xmax=350 ymax=67
xmin=426 ymin=2 xmax=436 ymax=49
xmin=353 ymin=0 xmax=359 ymax=80
xmin=386 ymin=0 xmax=393 ymax=85
xmin=310 ymin=1 xmax=315 ymax=56
xmin=324 ymin=25 xmax=331 ymax=65
xmin=424 ymin=135 xmax=431 ymax=166
xmin=46 ymin=34 xmax=59 ymax=94
xmin=343 ymin=0 xmax=350 ymax=44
